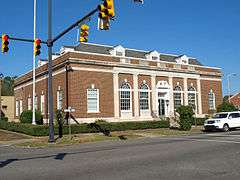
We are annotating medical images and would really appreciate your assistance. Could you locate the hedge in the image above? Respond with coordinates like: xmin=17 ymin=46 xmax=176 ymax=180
xmin=0 ymin=120 xmax=170 ymax=136
xmin=191 ymin=118 xmax=207 ymax=126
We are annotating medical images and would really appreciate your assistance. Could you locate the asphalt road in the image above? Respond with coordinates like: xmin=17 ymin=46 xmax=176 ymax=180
xmin=1 ymin=131 xmax=240 ymax=180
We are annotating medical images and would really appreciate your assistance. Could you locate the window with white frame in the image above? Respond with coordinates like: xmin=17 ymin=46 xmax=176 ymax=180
xmin=27 ymin=97 xmax=31 ymax=110
xmin=40 ymin=94 xmax=45 ymax=114
xmin=188 ymin=86 xmax=197 ymax=110
xmin=140 ymin=84 xmax=149 ymax=110
xmin=120 ymin=82 xmax=131 ymax=111
xmin=87 ymin=88 xmax=99 ymax=113
xmin=208 ymin=89 xmax=216 ymax=110
xmin=57 ymin=90 xmax=63 ymax=110
xmin=19 ymin=100 xmax=23 ymax=115
xmin=173 ymin=86 xmax=183 ymax=110
xmin=15 ymin=100 xmax=19 ymax=116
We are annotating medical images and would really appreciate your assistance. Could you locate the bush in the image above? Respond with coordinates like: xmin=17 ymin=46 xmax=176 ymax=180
xmin=177 ymin=106 xmax=194 ymax=131
xmin=0 ymin=120 xmax=170 ymax=136
xmin=0 ymin=117 xmax=8 ymax=122
xmin=217 ymin=102 xmax=237 ymax=112
xmin=20 ymin=110 xmax=43 ymax=125
xmin=191 ymin=118 xmax=207 ymax=126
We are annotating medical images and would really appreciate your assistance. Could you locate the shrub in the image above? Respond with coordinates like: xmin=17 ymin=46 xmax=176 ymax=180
xmin=217 ymin=102 xmax=237 ymax=112
xmin=0 ymin=120 xmax=170 ymax=136
xmin=191 ymin=118 xmax=207 ymax=126
xmin=177 ymin=106 xmax=194 ymax=131
xmin=0 ymin=117 xmax=8 ymax=122
xmin=20 ymin=110 xmax=43 ymax=125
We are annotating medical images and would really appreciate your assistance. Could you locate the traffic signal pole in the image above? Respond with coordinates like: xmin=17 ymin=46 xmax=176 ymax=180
xmin=47 ymin=0 xmax=54 ymax=143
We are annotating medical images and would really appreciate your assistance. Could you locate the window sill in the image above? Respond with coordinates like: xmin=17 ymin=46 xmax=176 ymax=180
xmin=87 ymin=111 xmax=100 ymax=114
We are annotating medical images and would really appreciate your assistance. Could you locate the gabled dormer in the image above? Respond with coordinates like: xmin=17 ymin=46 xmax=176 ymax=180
xmin=145 ymin=50 xmax=160 ymax=61
xmin=109 ymin=45 xmax=125 ymax=57
xmin=175 ymin=55 xmax=189 ymax=65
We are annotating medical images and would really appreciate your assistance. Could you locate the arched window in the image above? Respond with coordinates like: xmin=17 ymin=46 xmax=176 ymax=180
xmin=188 ymin=86 xmax=196 ymax=110
xmin=140 ymin=84 xmax=149 ymax=110
xmin=173 ymin=86 xmax=183 ymax=110
xmin=208 ymin=89 xmax=216 ymax=110
xmin=120 ymin=82 xmax=131 ymax=111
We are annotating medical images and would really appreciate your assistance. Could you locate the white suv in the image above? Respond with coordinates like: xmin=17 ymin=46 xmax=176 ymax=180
xmin=204 ymin=111 xmax=240 ymax=132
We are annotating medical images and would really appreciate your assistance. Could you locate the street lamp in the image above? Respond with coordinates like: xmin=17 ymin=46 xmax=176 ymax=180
xmin=227 ymin=73 xmax=237 ymax=103
xmin=0 ymin=73 xmax=4 ymax=121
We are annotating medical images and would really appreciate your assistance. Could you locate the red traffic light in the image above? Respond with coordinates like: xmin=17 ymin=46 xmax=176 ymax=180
xmin=35 ymin=38 xmax=41 ymax=45
xmin=2 ymin=35 xmax=9 ymax=41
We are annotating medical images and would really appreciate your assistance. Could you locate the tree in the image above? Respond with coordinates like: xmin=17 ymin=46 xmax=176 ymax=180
xmin=217 ymin=102 xmax=237 ymax=112
xmin=1 ymin=76 xmax=16 ymax=96
xmin=176 ymin=106 xmax=194 ymax=131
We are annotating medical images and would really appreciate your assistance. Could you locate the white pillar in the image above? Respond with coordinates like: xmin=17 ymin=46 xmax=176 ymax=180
xmin=197 ymin=78 xmax=202 ymax=115
xmin=133 ymin=73 xmax=139 ymax=117
xmin=113 ymin=73 xmax=119 ymax=119
xmin=184 ymin=78 xmax=188 ymax=105
xmin=168 ymin=77 xmax=174 ymax=116
xmin=151 ymin=75 xmax=157 ymax=117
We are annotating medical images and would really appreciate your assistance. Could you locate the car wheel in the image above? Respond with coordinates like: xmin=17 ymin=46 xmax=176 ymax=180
xmin=223 ymin=124 xmax=229 ymax=132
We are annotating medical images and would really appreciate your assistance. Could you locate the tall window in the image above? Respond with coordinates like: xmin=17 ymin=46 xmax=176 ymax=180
xmin=208 ymin=89 xmax=215 ymax=110
xmin=188 ymin=86 xmax=196 ymax=111
xmin=27 ymin=97 xmax=31 ymax=110
xmin=87 ymin=89 xmax=99 ymax=113
xmin=19 ymin=100 xmax=23 ymax=115
xmin=173 ymin=86 xmax=182 ymax=110
xmin=57 ymin=90 xmax=63 ymax=110
xmin=140 ymin=84 xmax=149 ymax=110
xmin=120 ymin=82 xmax=131 ymax=111
xmin=40 ymin=94 xmax=45 ymax=114
xmin=15 ymin=100 xmax=19 ymax=117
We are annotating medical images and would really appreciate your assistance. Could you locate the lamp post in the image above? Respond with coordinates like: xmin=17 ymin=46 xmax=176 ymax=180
xmin=227 ymin=73 xmax=237 ymax=103
xmin=0 ymin=73 xmax=3 ymax=121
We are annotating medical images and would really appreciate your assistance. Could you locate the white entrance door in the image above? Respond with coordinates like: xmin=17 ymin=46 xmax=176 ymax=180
xmin=156 ymin=81 xmax=170 ymax=117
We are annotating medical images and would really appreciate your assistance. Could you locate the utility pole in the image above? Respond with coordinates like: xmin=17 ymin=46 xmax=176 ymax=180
xmin=0 ymin=73 xmax=3 ymax=120
xmin=32 ymin=0 xmax=37 ymax=125
xmin=47 ymin=0 xmax=54 ymax=143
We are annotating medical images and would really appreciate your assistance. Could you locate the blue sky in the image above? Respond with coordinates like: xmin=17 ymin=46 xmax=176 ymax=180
xmin=0 ymin=0 xmax=239 ymax=95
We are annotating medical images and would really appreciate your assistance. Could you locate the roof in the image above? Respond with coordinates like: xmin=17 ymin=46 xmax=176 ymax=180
xmin=64 ymin=43 xmax=203 ymax=66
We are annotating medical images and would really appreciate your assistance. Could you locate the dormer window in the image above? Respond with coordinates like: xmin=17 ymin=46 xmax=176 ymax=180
xmin=175 ymin=55 xmax=189 ymax=65
xmin=146 ymin=50 xmax=160 ymax=61
xmin=110 ymin=45 xmax=125 ymax=57
xmin=116 ymin=51 xmax=123 ymax=56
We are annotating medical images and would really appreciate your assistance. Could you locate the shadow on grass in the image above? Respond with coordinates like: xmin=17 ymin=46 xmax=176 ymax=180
xmin=88 ymin=123 xmax=111 ymax=137
xmin=118 ymin=135 xmax=128 ymax=140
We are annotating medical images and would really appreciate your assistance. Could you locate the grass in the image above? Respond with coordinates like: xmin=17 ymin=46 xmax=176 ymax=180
xmin=14 ymin=126 xmax=204 ymax=148
xmin=0 ymin=129 xmax=31 ymax=142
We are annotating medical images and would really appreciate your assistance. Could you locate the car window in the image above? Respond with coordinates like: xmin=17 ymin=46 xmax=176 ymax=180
xmin=213 ymin=113 xmax=228 ymax=119
xmin=229 ymin=113 xmax=240 ymax=119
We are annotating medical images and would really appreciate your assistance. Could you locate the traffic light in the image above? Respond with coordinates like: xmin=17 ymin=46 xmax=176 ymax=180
xmin=34 ymin=38 xmax=41 ymax=56
xmin=1 ymin=34 xmax=9 ymax=53
xmin=98 ymin=0 xmax=115 ymax=30
xmin=80 ymin=24 xmax=89 ymax=42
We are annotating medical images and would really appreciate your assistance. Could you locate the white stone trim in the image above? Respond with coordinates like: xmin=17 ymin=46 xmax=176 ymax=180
xmin=113 ymin=73 xmax=119 ymax=118
xmin=133 ymin=74 xmax=139 ymax=117
xmin=197 ymin=79 xmax=202 ymax=114
xmin=151 ymin=75 xmax=157 ymax=116
xmin=183 ymin=78 xmax=188 ymax=106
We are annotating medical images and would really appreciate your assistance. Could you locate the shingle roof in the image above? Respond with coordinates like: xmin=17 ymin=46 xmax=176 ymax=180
xmin=63 ymin=43 xmax=203 ymax=66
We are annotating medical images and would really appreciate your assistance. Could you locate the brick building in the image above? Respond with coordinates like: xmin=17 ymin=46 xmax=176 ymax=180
xmin=229 ymin=93 xmax=240 ymax=109
xmin=14 ymin=43 xmax=223 ymax=123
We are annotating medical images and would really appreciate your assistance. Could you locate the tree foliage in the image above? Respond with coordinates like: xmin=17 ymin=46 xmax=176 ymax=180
xmin=1 ymin=76 xmax=16 ymax=96
xmin=176 ymin=106 xmax=194 ymax=131
xmin=217 ymin=102 xmax=237 ymax=112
